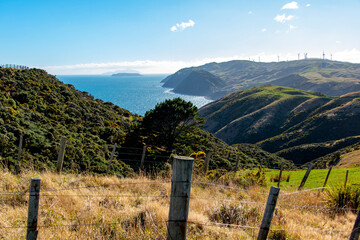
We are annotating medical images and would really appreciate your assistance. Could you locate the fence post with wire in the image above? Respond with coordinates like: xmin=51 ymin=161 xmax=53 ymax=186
xmin=350 ymin=208 xmax=360 ymax=240
xmin=107 ymin=143 xmax=118 ymax=173
xmin=56 ymin=137 xmax=67 ymax=173
xmin=298 ymin=163 xmax=313 ymax=190
xmin=26 ymin=177 xmax=41 ymax=240
xmin=167 ymin=156 xmax=194 ymax=240
xmin=257 ymin=186 xmax=280 ymax=240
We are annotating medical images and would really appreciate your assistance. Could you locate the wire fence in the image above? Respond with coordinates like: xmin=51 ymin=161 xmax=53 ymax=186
xmin=0 ymin=64 xmax=29 ymax=69
xmin=1 ymin=177 xmax=359 ymax=240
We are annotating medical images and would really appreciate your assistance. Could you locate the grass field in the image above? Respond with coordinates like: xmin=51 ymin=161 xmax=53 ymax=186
xmin=1 ymin=168 xmax=360 ymax=239
xmin=265 ymin=167 xmax=360 ymax=190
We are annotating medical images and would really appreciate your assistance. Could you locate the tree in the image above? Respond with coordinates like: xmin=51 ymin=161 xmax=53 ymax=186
xmin=141 ymin=98 xmax=201 ymax=151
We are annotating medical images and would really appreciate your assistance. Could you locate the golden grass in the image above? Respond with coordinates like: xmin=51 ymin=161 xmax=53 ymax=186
xmin=0 ymin=169 xmax=358 ymax=239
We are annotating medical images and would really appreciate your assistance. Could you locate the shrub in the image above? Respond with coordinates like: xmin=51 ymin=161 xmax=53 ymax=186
xmin=268 ymin=230 xmax=299 ymax=240
xmin=208 ymin=203 xmax=260 ymax=225
xmin=324 ymin=184 xmax=360 ymax=213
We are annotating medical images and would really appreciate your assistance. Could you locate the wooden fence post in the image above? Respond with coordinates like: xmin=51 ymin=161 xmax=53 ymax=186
xmin=107 ymin=143 xmax=117 ymax=174
xmin=56 ymin=137 xmax=67 ymax=173
xmin=298 ymin=163 xmax=313 ymax=191
xmin=349 ymin=208 xmax=360 ymax=240
xmin=26 ymin=177 xmax=41 ymax=240
xmin=140 ymin=145 xmax=146 ymax=170
xmin=204 ymin=152 xmax=211 ymax=173
xmin=277 ymin=164 xmax=283 ymax=188
xmin=167 ymin=156 xmax=194 ymax=240
xmin=15 ymin=135 xmax=23 ymax=174
xmin=321 ymin=167 xmax=332 ymax=192
xmin=345 ymin=170 xmax=349 ymax=188
xmin=257 ymin=186 xmax=280 ymax=240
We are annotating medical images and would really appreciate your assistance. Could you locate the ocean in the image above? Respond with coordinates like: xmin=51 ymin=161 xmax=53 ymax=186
xmin=57 ymin=75 xmax=212 ymax=116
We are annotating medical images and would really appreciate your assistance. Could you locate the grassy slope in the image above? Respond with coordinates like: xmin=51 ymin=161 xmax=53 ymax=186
xmin=163 ymin=59 xmax=360 ymax=98
xmin=336 ymin=149 xmax=360 ymax=168
xmin=1 ymin=169 xmax=358 ymax=239
xmin=265 ymin=167 xmax=360 ymax=190
xmin=200 ymin=85 xmax=360 ymax=165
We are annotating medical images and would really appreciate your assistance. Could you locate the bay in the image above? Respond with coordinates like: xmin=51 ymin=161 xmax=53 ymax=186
xmin=57 ymin=75 xmax=212 ymax=116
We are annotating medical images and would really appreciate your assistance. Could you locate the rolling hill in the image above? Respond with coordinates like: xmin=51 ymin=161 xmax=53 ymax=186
xmin=0 ymin=67 xmax=294 ymax=173
xmin=199 ymin=85 xmax=360 ymax=165
xmin=162 ymin=59 xmax=360 ymax=99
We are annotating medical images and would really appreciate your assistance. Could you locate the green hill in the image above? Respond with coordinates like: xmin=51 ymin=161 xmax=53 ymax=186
xmin=162 ymin=59 xmax=360 ymax=99
xmin=199 ymin=85 xmax=360 ymax=165
xmin=0 ymin=68 xmax=136 ymax=174
xmin=0 ymin=68 xmax=293 ymax=173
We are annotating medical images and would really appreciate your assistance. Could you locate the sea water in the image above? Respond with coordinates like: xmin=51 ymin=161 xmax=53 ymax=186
xmin=57 ymin=75 xmax=212 ymax=116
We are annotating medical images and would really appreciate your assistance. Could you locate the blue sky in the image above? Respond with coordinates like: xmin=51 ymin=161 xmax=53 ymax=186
xmin=1 ymin=0 xmax=359 ymax=74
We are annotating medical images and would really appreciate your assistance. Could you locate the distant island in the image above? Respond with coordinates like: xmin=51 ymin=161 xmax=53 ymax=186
xmin=112 ymin=73 xmax=142 ymax=77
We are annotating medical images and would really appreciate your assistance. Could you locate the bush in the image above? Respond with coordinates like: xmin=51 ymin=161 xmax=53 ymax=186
xmin=325 ymin=184 xmax=360 ymax=213
xmin=268 ymin=230 xmax=299 ymax=240
xmin=208 ymin=203 xmax=260 ymax=226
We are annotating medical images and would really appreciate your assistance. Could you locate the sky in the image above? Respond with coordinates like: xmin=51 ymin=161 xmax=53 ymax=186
xmin=0 ymin=0 xmax=360 ymax=75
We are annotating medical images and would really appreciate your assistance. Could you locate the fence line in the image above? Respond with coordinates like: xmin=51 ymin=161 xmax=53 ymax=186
xmin=0 ymin=64 xmax=29 ymax=69
xmin=2 ymin=155 xmax=359 ymax=239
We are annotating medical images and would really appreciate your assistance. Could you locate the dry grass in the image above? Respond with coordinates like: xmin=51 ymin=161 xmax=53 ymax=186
xmin=0 ymin=169 xmax=358 ymax=239
xmin=336 ymin=149 xmax=360 ymax=168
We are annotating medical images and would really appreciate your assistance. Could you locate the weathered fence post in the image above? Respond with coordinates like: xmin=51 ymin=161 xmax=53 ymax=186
xmin=277 ymin=164 xmax=283 ymax=188
xmin=204 ymin=152 xmax=211 ymax=173
xmin=56 ymin=137 xmax=67 ymax=173
xmin=298 ymin=163 xmax=313 ymax=191
xmin=167 ymin=156 xmax=194 ymax=240
xmin=345 ymin=170 xmax=349 ymax=188
xmin=15 ymin=135 xmax=23 ymax=174
xmin=257 ymin=186 xmax=280 ymax=240
xmin=350 ymin=208 xmax=360 ymax=240
xmin=26 ymin=177 xmax=41 ymax=240
xmin=107 ymin=143 xmax=117 ymax=174
xmin=321 ymin=167 xmax=332 ymax=192
xmin=140 ymin=145 xmax=146 ymax=170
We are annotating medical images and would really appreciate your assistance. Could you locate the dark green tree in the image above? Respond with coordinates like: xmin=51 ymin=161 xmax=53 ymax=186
xmin=141 ymin=98 xmax=201 ymax=151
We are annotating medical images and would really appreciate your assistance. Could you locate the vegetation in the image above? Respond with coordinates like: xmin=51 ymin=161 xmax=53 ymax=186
xmin=1 ymin=68 xmax=293 ymax=175
xmin=199 ymin=85 xmax=360 ymax=166
xmin=141 ymin=97 xmax=200 ymax=151
xmin=325 ymin=185 xmax=360 ymax=213
xmin=162 ymin=59 xmax=360 ymax=99
xmin=0 ymin=68 xmax=135 ymax=175
xmin=0 ymin=169 xmax=357 ymax=239
xmin=265 ymin=167 xmax=360 ymax=190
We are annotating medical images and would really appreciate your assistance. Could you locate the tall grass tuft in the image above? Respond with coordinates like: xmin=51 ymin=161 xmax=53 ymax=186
xmin=324 ymin=184 xmax=360 ymax=213
xmin=208 ymin=203 xmax=260 ymax=226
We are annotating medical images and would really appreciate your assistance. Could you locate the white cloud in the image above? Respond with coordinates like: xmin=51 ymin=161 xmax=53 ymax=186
xmin=42 ymin=56 xmax=243 ymax=75
xmin=333 ymin=48 xmax=360 ymax=63
xmin=42 ymin=49 xmax=360 ymax=75
xmin=248 ymin=11 xmax=253 ymax=15
xmin=274 ymin=14 xmax=295 ymax=23
xmin=306 ymin=4 xmax=311 ymax=7
xmin=282 ymin=1 xmax=299 ymax=9
xmin=289 ymin=25 xmax=295 ymax=30
xmin=170 ymin=19 xmax=195 ymax=32
xmin=261 ymin=28 xmax=267 ymax=32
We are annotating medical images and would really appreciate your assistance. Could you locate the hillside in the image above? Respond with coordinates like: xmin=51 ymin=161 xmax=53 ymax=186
xmin=0 ymin=68 xmax=294 ymax=173
xmin=199 ymin=85 xmax=360 ymax=165
xmin=0 ymin=68 xmax=137 ymax=174
xmin=163 ymin=68 xmax=226 ymax=97
xmin=162 ymin=59 xmax=360 ymax=99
